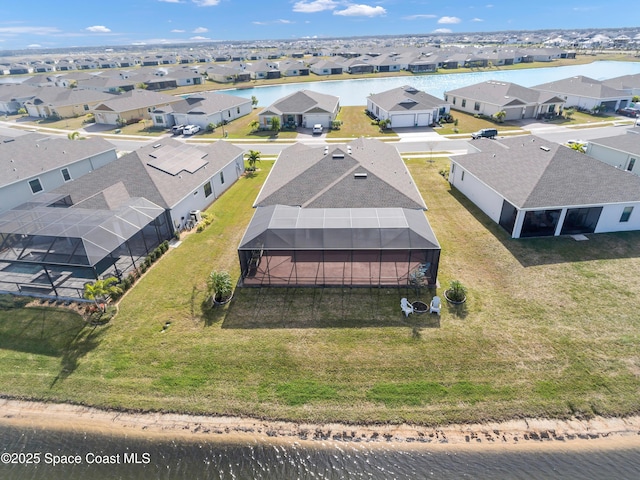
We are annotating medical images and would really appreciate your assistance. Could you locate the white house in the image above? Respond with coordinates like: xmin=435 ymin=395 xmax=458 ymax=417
xmin=0 ymin=133 xmax=118 ymax=214
xmin=585 ymin=134 xmax=640 ymax=175
xmin=258 ymin=90 xmax=340 ymax=130
xmin=532 ymin=76 xmax=632 ymax=112
xmin=449 ymin=136 xmax=640 ymax=238
xmin=367 ymin=85 xmax=451 ymax=128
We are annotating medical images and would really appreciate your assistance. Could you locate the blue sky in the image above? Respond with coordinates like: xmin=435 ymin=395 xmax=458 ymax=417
xmin=0 ymin=0 xmax=635 ymax=51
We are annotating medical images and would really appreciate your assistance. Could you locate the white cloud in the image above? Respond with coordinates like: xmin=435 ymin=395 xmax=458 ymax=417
xmin=486 ymin=4 xmax=494 ymax=7
xmin=403 ymin=14 xmax=437 ymax=20
xmin=171 ymin=29 xmax=186 ymax=33
xmin=293 ymin=0 xmax=337 ymax=13
xmin=192 ymin=26 xmax=208 ymax=33
xmin=438 ymin=16 xmax=461 ymax=24
xmin=86 ymin=25 xmax=112 ymax=33
xmin=334 ymin=4 xmax=386 ymax=17
xmin=28 ymin=44 xmax=42 ymax=48
xmin=0 ymin=26 xmax=61 ymax=35
xmin=432 ymin=28 xmax=452 ymax=33
xmin=158 ymin=0 xmax=182 ymax=3
xmin=192 ymin=0 xmax=220 ymax=6
xmin=472 ymin=18 xmax=484 ymax=22
xmin=190 ymin=35 xmax=210 ymax=40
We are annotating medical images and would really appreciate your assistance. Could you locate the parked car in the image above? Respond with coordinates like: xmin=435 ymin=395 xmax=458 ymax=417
xmin=171 ymin=124 xmax=186 ymax=135
xmin=312 ymin=124 xmax=323 ymax=134
xmin=471 ymin=128 xmax=497 ymax=139
xmin=183 ymin=125 xmax=201 ymax=135
xmin=616 ymin=108 xmax=640 ymax=118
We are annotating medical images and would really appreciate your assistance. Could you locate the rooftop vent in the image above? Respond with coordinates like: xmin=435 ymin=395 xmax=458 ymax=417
xmin=332 ymin=153 xmax=345 ymax=159
xmin=354 ymin=172 xmax=368 ymax=179
xmin=153 ymin=144 xmax=162 ymax=148
xmin=540 ymin=146 xmax=550 ymax=152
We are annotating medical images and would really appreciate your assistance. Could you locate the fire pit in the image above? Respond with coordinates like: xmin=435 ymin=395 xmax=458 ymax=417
xmin=412 ymin=301 xmax=428 ymax=314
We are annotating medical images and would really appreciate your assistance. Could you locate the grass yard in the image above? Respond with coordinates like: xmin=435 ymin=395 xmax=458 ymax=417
xmin=436 ymin=111 xmax=525 ymax=135
xmin=327 ymin=106 xmax=398 ymax=139
xmin=1 ymin=156 xmax=639 ymax=426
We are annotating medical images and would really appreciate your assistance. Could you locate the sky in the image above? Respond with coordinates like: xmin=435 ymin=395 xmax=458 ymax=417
xmin=0 ymin=0 xmax=635 ymax=51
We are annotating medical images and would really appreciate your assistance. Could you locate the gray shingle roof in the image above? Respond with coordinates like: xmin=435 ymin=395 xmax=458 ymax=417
xmin=261 ymin=90 xmax=339 ymax=115
xmin=445 ymin=80 xmax=563 ymax=106
xmin=533 ymin=75 xmax=629 ymax=99
xmin=254 ymin=138 xmax=427 ymax=210
xmin=368 ymin=85 xmax=448 ymax=112
xmin=452 ymin=135 xmax=640 ymax=209
xmin=0 ymin=133 xmax=116 ymax=188
xmin=25 ymin=86 xmax=116 ymax=107
xmin=168 ymin=91 xmax=251 ymax=115
xmin=93 ymin=89 xmax=181 ymax=113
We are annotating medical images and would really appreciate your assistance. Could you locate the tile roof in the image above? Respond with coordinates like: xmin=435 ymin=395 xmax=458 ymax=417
xmin=254 ymin=138 xmax=427 ymax=210
xmin=452 ymin=135 xmax=640 ymax=209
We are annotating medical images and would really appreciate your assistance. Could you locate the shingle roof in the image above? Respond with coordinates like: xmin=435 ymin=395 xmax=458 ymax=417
xmin=368 ymin=85 xmax=448 ymax=112
xmin=168 ymin=91 xmax=251 ymax=115
xmin=445 ymin=80 xmax=563 ymax=106
xmin=261 ymin=90 xmax=339 ymax=115
xmin=452 ymin=135 xmax=640 ymax=209
xmin=254 ymin=138 xmax=427 ymax=210
xmin=53 ymin=139 xmax=244 ymax=210
xmin=532 ymin=75 xmax=629 ymax=99
xmin=0 ymin=133 xmax=116 ymax=188
xmin=92 ymin=89 xmax=181 ymax=113
xmin=25 ymin=86 xmax=116 ymax=107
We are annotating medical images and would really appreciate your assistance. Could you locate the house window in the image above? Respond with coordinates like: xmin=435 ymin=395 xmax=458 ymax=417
xmin=220 ymin=171 xmax=225 ymax=184
xmin=474 ymin=102 xmax=480 ymax=111
xmin=444 ymin=95 xmax=448 ymax=102
xmin=628 ymin=158 xmax=636 ymax=172
xmin=83 ymin=104 xmax=89 ymax=111
xmin=461 ymin=99 xmax=466 ymax=108
xmin=29 ymin=178 xmax=43 ymax=194
xmin=61 ymin=168 xmax=71 ymax=182
xmin=237 ymin=107 xmax=240 ymax=114
xmin=228 ymin=110 xmax=231 ymax=118
xmin=620 ymin=206 xmax=633 ymax=223
xmin=204 ymin=181 xmax=212 ymax=198
xmin=548 ymin=104 xmax=555 ymax=113
xmin=155 ymin=115 xmax=163 ymax=123
xmin=452 ymin=97 xmax=456 ymax=105
xmin=461 ymin=171 xmax=465 ymax=181
xmin=451 ymin=164 xmax=455 ymax=174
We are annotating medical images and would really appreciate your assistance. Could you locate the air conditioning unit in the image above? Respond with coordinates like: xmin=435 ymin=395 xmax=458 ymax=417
xmin=190 ymin=209 xmax=202 ymax=223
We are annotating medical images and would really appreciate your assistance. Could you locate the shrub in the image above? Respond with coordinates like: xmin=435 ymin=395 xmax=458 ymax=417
xmin=207 ymin=270 xmax=233 ymax=304
xmin=446 ymin=280 xmax=467 ymax=302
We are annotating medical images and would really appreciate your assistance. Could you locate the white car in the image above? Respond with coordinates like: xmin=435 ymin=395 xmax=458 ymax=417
xmin=312 ymin=124 xmax=323 ymax=134
xmin=183 ymin=124 xmax=201 ymax=135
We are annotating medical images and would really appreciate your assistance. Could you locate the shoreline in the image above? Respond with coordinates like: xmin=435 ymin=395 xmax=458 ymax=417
xmin=2 ymin=398 xmax=640 ymax=451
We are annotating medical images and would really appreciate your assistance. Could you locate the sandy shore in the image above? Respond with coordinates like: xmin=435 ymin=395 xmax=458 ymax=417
xmin=2 ymin=398 xmax=640 ymax=451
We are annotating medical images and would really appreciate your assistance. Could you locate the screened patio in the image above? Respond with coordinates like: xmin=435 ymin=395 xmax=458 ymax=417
xmin=238 ymin=205 xmax=440 ymax=287
xmin=0 ymin=193 xmax=170 ymax=299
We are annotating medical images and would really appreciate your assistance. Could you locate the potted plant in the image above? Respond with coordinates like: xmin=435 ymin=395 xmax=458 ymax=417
xmin=444 ymin=280 xmax=467 ymax=304
xmin=207 ymin=270 xmax=233 ymax=306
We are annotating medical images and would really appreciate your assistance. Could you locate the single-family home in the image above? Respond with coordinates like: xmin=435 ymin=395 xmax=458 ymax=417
xmin=91 ymin=89 xmax=182 ymax=126
xmin=0 ymin=139 xmax=245 ymax=299
xmin=238 ymin=138 xmax=440 ymax=287
xmin=24 ymin=87 xmax=117 ymax=119
xmin=0 ymin=84 xmax=41 ymax=113
xmin=244 ymin=60 xmax=281 ymax=80
xmin=258 ymin=90 xmax=340 ymax=130
xmin=276 ymin=60 xmax=310 ymax=77
xmin=152 ymin=91 xmax=252 ymax=130
xmin=367 ymin=85 xmax=451 ymax=128
xmin=0 ymin=133 xmax=117 ymax=214
xmin=601 ymin=73 xmax=640 ymax=97
xmin=532 ymin=75 xmax=632 ymax=112
xmin=585 ymin=133 xmax=640 ymax=175
xmin=449 ymin=135 xmax=640 ymax=238
xmin=444 ymin=80 xmax=566 ymax=120
xmin=309 ymin=59 xmax=344 ymax=76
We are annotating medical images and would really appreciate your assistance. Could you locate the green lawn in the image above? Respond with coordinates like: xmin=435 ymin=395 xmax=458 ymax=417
xmin=1 ymin=157 xmax=639 ymax=426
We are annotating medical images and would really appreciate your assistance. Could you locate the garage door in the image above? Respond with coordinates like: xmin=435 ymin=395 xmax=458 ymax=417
xmin=416 ymin=113 xmax=432 ymax=126
xmin=305 ymin=115 xmax=329 ymax=128
xmin=391 ymin=114 xmax=415 ymax=128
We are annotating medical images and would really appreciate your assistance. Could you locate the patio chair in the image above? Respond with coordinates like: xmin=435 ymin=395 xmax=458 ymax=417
xmin=429 ymin=296 xmax=441 ymax=314
xmin=401 ymin=297 xmax=414 ymax=317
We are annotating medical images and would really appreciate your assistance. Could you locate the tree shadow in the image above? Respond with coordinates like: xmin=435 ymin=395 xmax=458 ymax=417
xmin=50 ymin=324 xmax=110 ymax=387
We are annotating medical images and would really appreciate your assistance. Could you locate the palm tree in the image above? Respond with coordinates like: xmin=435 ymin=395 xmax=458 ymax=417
xmin=246 ymin=149 xmax=261 ymax=171
xmin=270 ymin=116 xmax=280 ymax=133
xmin=494 ymin=110 xmax=506 ymax=123
xmin=67 ymin=131 xmax=81 ymax=140
xmin=249 ymin=119 xmax=260 ymax=132
xmin=251 ymin=96 xmax=258 ymax=108
xmin=568 ymin=142 xmax=586 ymax=153
xmin=83 ymin=277 xmax=121 ymax=312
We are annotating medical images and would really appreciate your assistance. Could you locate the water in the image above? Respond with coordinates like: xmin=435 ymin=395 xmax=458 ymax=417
xmin=1 ymin=425 xmax=639 ymax=479
xmin=218 ymin=61 xmax=640 ymax=106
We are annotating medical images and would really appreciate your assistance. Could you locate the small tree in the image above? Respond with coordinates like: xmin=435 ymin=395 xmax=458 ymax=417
xmin=67 ymin=131 xmax=81 ymax=140
xmin=569 ymin=142 xmax=586 ymax=153
xmin=84 ymin=277 xmax=122 ymax=312
xmin=563 ymin=107 xmax=575 ymax=119
xmin=249 ymin=120 xmax=260 ymax=132
xmin=207 ymin=122 xmax=216 ymax=133
xmin=136 ymin=82 xmax=148 ymax=90
xmin=18 ymin=107 xmax=27 ymax=116
xmin=494 ymin=110 xmax=506 ymax=123
xmin=207 ymin=270 xmax=233 ymax=305
xmin=251 ymin=95 xmax=259 ymax=108
xmin=446 ymin=280 xmax=467 ymax=303
xmin=246 ymin=149 xmax=261 ymax=171
xmin=270 ymin=116 xmax=281 ymax=133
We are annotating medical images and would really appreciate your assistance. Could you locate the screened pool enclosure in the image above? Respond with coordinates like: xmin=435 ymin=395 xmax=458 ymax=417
xmin=0 ymin=193 xmax=171 ymax=299
xmin=238 ymin=205 xmax=440 ymax=287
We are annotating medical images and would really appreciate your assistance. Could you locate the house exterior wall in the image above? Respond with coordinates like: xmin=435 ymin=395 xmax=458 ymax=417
xmin=303 ymin=113 xmax=331 ymax=128
xmin=169 ymin=154 xmax=245 ymax=230
xmin=448 ymin=162 xmax=504 ymax=225
xmin=0 ymin=149 xmax=118 ymax=214
xmin=595 ymin=203 xmax=640 ymax=233
xmin=586 ymin=143 xmax=638 ymax=174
